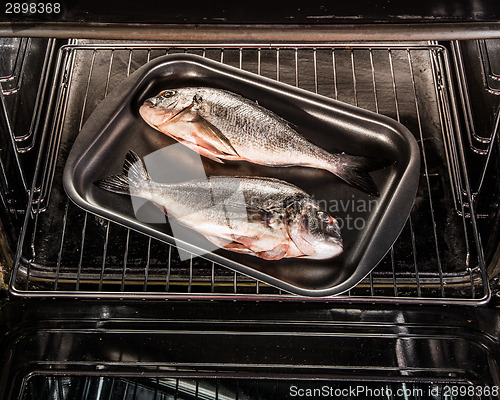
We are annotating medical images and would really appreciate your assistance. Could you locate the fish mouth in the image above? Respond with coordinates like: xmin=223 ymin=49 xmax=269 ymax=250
xmin=303 ymin=242 xmax=343 ymax=259
xmin=285 ymin=222 xmax=316 ymax=256
xmin=285 ymin=219 xmax=343 ymax=258
xmin=327 ymin=236 xmax=343 ymax=249
xmin=327 ymin=224 xmax=343 ymax=247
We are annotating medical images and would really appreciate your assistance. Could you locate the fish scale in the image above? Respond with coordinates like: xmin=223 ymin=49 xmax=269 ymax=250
xmin=139 ymin=87 xmax=385 ymax=196
xmin=96 ymin=151 xmax=343 ymax=260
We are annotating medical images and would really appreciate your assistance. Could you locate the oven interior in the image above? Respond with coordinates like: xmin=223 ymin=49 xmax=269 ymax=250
xmin=0 ymin=31 xmax=500 ymax=399
xmin=2 ymin=38 xmax=499 ymax=301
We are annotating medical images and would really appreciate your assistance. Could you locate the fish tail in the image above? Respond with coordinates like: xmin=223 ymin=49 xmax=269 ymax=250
xmin=95 ymin=150 xmax=151 ymax=195
xmin=332 ymin=155 xmax=390 ymax=197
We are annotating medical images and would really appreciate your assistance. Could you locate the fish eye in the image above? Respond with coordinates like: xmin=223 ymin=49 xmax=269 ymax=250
xmin=159 ymin=90 xmax=176 ymax=98
xmin=317 ymin=211 xmax=335 ymax=223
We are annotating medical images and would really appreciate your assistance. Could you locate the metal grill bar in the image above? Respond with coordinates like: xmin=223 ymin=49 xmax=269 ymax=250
xmin=276 ymin=48 xmax=279 ymax=81
xmin=1 ymin=38 xmax=58 ymax=158
xmin=0 ymin=38 xmax=29 ymax=92
xmin=294 ymin=49 xmax=298 ymax=87
xmin=390 ymin=248 xmax=397 ymax=297
xmin=0 ymin=90 xmax=27 ymax=189
xmin=144 ymin=237 xmax=152 ymax=292
xmin=75 ymin=213 xmax=87 ymax=291
xmin=32 ymin=46 xmax=76 ymax=207
xmin=15 ymin=39 xmax=57 ymax=151
xmin=313 ymin=49 xmax=318 ymax=94
xmin=439 ymin=46 xmax=490 ymax=294
xmin=98 ymin=220 xmax=110 ymax=292
xmin=369 ymin=50 xmax=378 ymax=112
xmin=474 ymin=106 xmax=500 ymax=201
xmin=408 ymin=50 xmax=445 ymax=296
xmin=79 ymin=50 xmax=96 ymax=132
xmin=54 ymin=200 xmax=69 ymax=290
xmin=451 ymin=41 xmax=494 ymax=157
xmin=478 ymin=39 xmax=500 ymax=95
xmin=0 ymin=92 xmax=28 ymax=219
xmin=166 ymin=245 xmax=172 ymax=292
xmin=408 ymin=215 xmax=421 ymax=297
xmin=9 ymin=42 xmax=490 ymax=303
xmin=430 ymin=48 xmax=467 ymax=216
xmin=481 ymin=40 xmax=500 ymax=81
xmin=121 ymin=229 xmax=130 ymax=292
xmin=449 ymin=39 xmax=500 ymax=223
xmin=350 ymin=50 xmax=357 ymax=106
xmin=332 ymin=50 xmax=338 ymax=100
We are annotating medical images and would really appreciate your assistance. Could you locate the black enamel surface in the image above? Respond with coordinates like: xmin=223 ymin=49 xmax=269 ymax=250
xmin=63 ymin=54 xmax=420 ymax=296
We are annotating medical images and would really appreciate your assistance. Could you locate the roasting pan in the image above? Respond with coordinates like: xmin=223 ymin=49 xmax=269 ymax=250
xmin=63 ymin=54 xmax=420 ymax=296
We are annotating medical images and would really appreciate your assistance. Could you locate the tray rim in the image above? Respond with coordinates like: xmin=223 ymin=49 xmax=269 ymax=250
xmin=62 ymin=53 xmax=421 ymax=297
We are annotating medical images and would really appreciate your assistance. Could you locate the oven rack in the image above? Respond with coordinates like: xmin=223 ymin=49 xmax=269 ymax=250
xmin=0 ymin=37 xmax=29 ymax=95
xmin=450 ymin=39 xmax=500 ymax=226
xmin=451 ymin=40 xmax=500 ymax=156
xmin=0 ymin=38 xmax=60 ymax=225
xmin=0 ymin=38 xmax=57 ymax=152
xmin=478 ymin=39 xmax=500 ymax=95
xmin=9 ymin=42 xmax=490 ymax=303
xmin=0 ymin=90 xmax=28 ymax=225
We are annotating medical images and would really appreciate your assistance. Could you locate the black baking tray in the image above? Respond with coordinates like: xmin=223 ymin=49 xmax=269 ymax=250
xmin=63 ymin=54 xmax=420 ymax=297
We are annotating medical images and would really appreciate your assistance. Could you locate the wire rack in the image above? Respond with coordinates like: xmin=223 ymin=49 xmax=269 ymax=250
xmin=450 ymin=40 xmax=500 ymax=237
xmin=478 ymin=39 xmax=500 ymax=95
xmin=9 ymin=42 xmax=490 ymax=303
xmin=0 ymin=38 xmax=57 ymax=151
xmin=451 ymin=41 xmax=500 ymax=155
xmin=0 ymin=37 xmax=59 ymax=233
xmin=0 ymin=38 xmax=29 ymax=95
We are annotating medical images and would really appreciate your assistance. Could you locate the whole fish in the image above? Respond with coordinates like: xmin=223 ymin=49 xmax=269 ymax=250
xmin=96 ymin=151 xmax=343 ymax=260
xmin=139 ymin=87 xmax=384 ymax=196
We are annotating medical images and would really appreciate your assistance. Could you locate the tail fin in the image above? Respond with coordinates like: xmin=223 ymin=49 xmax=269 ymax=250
xmin=95 ymin=150 xmax=151 ymax=195
xmin=333 ymin=155 xmax=390 ymax=197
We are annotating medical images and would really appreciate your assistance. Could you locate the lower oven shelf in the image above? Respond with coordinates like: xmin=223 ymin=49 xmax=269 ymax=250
xmin=9 ymin=41 xmax=490 ymax=303
xmin=21 ymin=376 xmax=497 ymax=400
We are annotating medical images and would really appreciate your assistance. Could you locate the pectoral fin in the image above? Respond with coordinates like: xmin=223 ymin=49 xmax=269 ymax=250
xmin=255 ymin=244 xmax=288 ymax=260
xmin=168 ymin=103 xmax=198 ymax=123
xmin=194 ymin=117 xmax=239 ymax=157
xmin=205 ymin=233 xmax=288 ymax=260
xmin=191 ymin=148 xmax=225 ymax=163
xmin=204 ymin=235 xmax=254 ymax=254
xmin=166 ymin=102 xmax=239 ymax=158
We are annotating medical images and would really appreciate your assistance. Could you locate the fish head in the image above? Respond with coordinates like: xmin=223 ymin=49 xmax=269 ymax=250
xmin=285 ymin=197 xmax=343 ymax=259
xmin=139 ymin=89 xmax=195 ymax=128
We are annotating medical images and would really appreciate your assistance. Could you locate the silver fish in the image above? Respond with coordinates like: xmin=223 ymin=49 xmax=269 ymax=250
xmin=96 ymin=151 xmax=343 ymax=260
xmin=139 ymin=87 xmax=384 ymax=196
